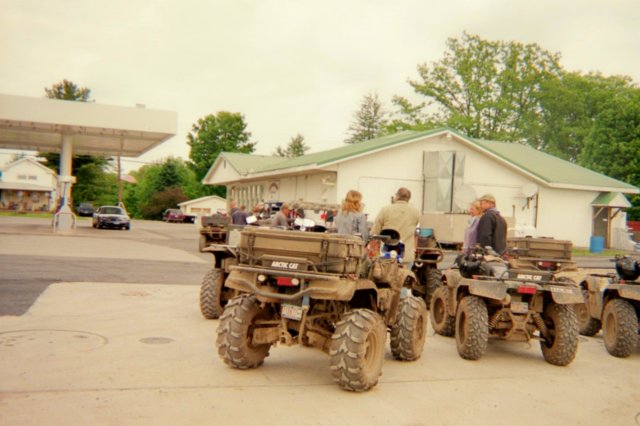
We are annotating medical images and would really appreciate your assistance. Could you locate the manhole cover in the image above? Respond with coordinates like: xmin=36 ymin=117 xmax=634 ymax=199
xmin=140 ymin=337 xmax=174 ymax=345
xmin=0 ymin=329 xmax=108 ymax=354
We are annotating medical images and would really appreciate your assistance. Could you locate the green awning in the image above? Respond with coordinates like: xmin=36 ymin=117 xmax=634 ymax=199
xmin=591 ymin=192 xmax=631 ymax=208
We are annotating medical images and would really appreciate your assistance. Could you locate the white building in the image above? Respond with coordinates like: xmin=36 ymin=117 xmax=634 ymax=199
xmin=203 ymin=128 xmax=639 ymax=249
xmin=178 ymin=195 xmax=227 ymax=218
xmin=0 ymin=157 xmax=57 ymax=211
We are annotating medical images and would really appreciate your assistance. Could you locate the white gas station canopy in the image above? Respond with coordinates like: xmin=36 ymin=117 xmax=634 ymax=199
xmin=0 ymin=94 xmax=177 ymax=156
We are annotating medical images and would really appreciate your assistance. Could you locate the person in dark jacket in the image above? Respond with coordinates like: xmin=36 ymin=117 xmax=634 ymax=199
xmin=476 ymin=194 xmax=508 ymax=254
xmin=232 ymin=205 xmax=249 ymax=225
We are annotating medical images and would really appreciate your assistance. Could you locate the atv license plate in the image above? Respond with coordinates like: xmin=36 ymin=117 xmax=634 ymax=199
xmin=281 ymin=304 xmax=303 ymax=321
xmin=511 ymin=301 xmax=529 ymax=314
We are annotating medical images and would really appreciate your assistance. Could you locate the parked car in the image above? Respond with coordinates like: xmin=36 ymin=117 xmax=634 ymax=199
xmin=163 ymin=208 xmax=196 ymax=223
xmin=76 ymin=202 xmax=94 ymax=217
xmin=92 ymin=206 xmax=131 ymax=230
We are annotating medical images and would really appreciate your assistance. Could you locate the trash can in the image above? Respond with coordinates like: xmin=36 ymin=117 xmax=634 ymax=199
xmin=417 ymin=228 xmax=434 ymax=237
xmin=589 ymin=236 xmax=605 ymax=253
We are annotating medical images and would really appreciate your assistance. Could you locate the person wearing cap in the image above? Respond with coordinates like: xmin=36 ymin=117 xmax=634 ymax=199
xmin=476 ymin=194 xmax=508 ymax=254
xmin=371 ymin=187 xmax=420 ymax=263
xmin=271 ymin=203 xmax=291 ymax=229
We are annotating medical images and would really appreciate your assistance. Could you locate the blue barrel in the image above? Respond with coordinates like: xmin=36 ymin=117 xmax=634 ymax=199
xmin=417 ymin=228 xmax=434 ymax=237
xmin=589 ymin=236 xmax=605 ymax=253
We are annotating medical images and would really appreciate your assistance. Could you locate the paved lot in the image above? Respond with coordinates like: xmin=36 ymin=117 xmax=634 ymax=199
xmin=0 ymin=216 xmax=638 ymax=425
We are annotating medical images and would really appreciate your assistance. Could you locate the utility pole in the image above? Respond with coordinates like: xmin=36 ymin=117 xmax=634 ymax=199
xmin=117 ymin=155 xmax=123 ymax=206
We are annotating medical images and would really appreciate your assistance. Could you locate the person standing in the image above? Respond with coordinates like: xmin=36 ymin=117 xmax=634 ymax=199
xmin=335 ymin=190 xmax=369 ymax=240
xmin=231 ymin=204 xmax=249 ymax=225
xmin=228 ymin=201 xmax=238 ymax=217
xmin=463 ymin=200 xmax=483 ymax=254
xmin=476 ymin=194 xmax=508 ymax=254
xmin=371 ymin=187 xmax=420 ymax=263
xmin=271 ymin=203 xmax=291 ymax=229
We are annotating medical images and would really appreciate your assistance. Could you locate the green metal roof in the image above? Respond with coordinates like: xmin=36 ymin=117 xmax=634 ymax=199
xmin=256 ymin=129 xmax=443 ymax=172
xmin=469 ymin=138 xmax=638 ymax=191
xmin=221 ymin=152 xmax=285 ymax=174
xmin=219 ymin=127 xmax=638 ymax=193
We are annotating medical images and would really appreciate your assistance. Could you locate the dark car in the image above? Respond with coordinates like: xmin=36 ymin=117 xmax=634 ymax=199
xmin=77 ymin=202 xmax=94 ymax=217
xmin=93 ymin=206 xmax=131 ymax=230
xmin=163 ymin=208 xmax=196 ymax=223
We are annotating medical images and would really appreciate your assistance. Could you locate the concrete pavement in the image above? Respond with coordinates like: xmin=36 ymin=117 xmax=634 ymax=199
xmin=0 ymin=216 xmax=639 ymax=425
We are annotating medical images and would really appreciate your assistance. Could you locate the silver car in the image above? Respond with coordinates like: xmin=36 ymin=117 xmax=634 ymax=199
xmin=92 ymin=206 xmax=131 ymax=230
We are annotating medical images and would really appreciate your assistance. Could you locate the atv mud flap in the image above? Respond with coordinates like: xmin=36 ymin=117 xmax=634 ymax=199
xmin=545 ymin=285 xmax=583 ymax=304
xmin=467 ymin=279 xmax=508 ymax=301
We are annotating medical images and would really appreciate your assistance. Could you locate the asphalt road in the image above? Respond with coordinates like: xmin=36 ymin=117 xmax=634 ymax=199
xmin=0 ymin=216 xmax=213 ymax=315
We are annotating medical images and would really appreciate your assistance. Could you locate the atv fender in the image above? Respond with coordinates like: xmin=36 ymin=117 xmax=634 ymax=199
xmin=395 ymin=268 xmax=417 ymax=289
xmin=468 ymin=279 xmax=508 ymax=301
xmin=546 ymin=285 xmax=583 ymax=304
xmin=618 ymin=285 xmax=640 ymax=302
xmin=443 ymin=269 xmax=463 ymax=314
xmin=583 ymin=275 xmax=606 ymax=318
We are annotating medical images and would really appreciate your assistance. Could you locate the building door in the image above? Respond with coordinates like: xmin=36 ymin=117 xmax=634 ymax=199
xmin=592 ymin=207 xmax=610 ymax=247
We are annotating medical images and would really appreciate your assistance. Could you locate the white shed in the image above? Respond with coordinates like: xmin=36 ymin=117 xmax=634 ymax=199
xmin=177 ymin=195 xmax=227 ymax=218
xmin=0 ymin=156 xmax=57 ymax=211
xmin=203 ymin=128 xmax=639 ymax=249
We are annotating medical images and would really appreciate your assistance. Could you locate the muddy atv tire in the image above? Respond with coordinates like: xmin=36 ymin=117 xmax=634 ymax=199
xmin=540 ymin=303 xmax=579 ymax=366
xmin=602 ymin=298 xmax=638 ymax=358
xmin=390 ymin=296 xmax=428 ymax=361
xmin=198 ymin=235 xmax=207 ymax=252
xmin=424 ymin=267 xmax=442 ymax=307
xmin=430 ymin=286 xmax=455 ymax=337
xmin=216 ymin=295 xmax=271 ymax=369
xmin=455 ymin=296 xmax=488 ymax=361
xmin=329 ymin=309 xmax=386 ymax=392
xmin=199 ymin=268 xmax=227 ymax=319
xmin=576 ymin=288 xmax=601 ymax=337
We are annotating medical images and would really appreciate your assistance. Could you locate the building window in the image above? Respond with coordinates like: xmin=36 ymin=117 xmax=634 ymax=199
xmin=18 ymin=174 xmax=27 ymax=180
xmin=28 ymin=175 xmax=37 ymax=180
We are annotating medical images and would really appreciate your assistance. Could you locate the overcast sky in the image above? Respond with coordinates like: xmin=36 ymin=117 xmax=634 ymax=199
xmin=1 ymin=0 xmax=639 ymax=172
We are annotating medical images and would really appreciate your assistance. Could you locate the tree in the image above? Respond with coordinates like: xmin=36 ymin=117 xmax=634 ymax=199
xmin=44 ymin=79 xmax=91 ymax=102
xmin=139 ymin=187 xmax=189 ymax=220
xmin=124 ymin=157 xmax=204 ymax=219
xmin=274 ymin=134 xmax=309 ymax=157
xmin=397 ymin=33 xmax=562 ymax=144
xmin=385 ymin=96 xmax=441 ymax=134
xmin=538 ymin=73 xmax=638 ymax=162
xmin=578 ymin=83 xmax=640 ymax=219
xmin=345 ymin=92 xmax=388 ymax=143
xmin=39 ymin=153 xmax=116 ymax=206
xmin=187 ymin=112 xmax=256 ymax=196
xmin=41 ymin=80 xmax=113 ymax=206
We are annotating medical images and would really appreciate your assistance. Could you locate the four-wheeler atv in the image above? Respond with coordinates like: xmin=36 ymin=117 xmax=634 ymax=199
xmin=199 ymin=214 xmax=232 ymax=252
xmin=431 ymin=237 xmax=579 ymax=338
xmin=433 ymin=246 xmax=582 ymax=366
xmin=410 ymin=227 xmax=443 ymax=308
xmin=198 ymin=215 xmax=242 ymax=319
xmin=215 ymin=227 xmax=428 ymax=392
xmin=577 ymin=255 xmax=639 ymax=357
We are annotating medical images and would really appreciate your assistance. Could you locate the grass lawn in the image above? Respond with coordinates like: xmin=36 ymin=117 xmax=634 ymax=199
xmin=0 ymin=211 xmax=91 ymax=220
xmin=571 ymin=247 xmax=628 ymax=257
xmin=0 ymin=211 xmax=53 ymax=219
